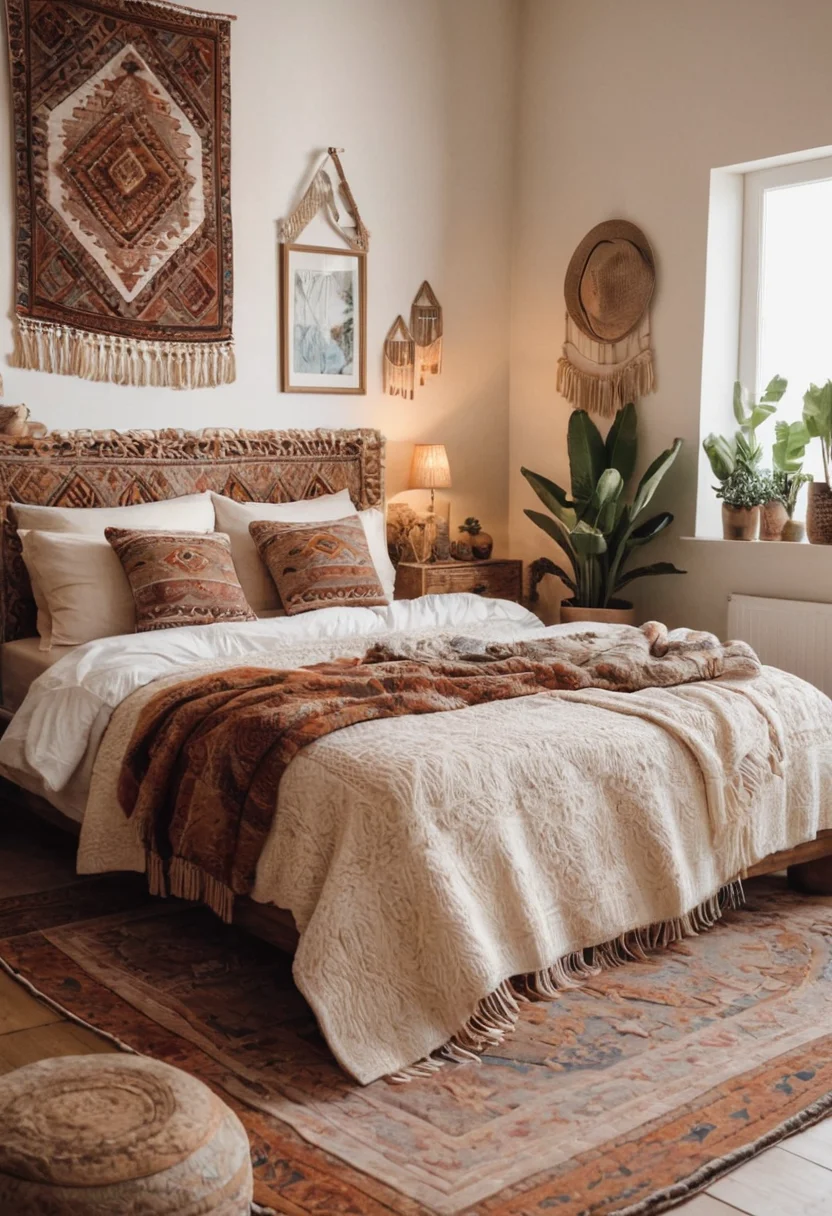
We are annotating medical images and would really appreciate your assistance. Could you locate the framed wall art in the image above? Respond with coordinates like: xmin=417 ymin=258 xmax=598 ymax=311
xmin=280 ymin=243 xmax=367 ymax=394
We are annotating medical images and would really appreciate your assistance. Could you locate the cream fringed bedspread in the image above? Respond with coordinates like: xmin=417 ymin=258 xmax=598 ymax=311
xmin=79 ymin=631 xmax=832 ymax=1085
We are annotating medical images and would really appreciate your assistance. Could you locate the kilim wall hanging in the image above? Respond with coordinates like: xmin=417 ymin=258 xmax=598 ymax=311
xmin=557 ymin=220 xmax=656 ymax=417
xmin=4 ymin=0 xmax=236 ymax=390
xmin=410 ymin=280 xmax=443 ymax=386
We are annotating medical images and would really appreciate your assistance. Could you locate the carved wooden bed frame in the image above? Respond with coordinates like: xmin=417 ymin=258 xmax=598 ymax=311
xmin=0 ymin=424 xmax=828 ymax=956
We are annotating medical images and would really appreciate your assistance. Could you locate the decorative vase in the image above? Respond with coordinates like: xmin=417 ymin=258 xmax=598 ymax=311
xmin=807 ymin=482 xmax=832 ymax=544
xmin=471 ymin=531 xmax=493 ymax=560
xmin=760 ymin=499 xmax=789 ymax=541
xmin=781 ymin=518 xmax=806 ymax=543
xmin=721 ymin=504 xmax=760 ymax=541
xmin=560 ymin=600 xmax=637 ymax=627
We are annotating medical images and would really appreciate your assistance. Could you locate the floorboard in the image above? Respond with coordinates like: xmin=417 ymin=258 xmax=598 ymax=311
xmin=708 ymin=1145 xmax=832 ymax=1214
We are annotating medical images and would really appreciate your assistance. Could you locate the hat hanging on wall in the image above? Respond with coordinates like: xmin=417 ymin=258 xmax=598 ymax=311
xmin=557 ymin=220 xmax=656 ymax=417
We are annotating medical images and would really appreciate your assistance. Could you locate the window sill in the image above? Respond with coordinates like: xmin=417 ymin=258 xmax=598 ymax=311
xmin=682 ymin=536 xmax=828 ymax=549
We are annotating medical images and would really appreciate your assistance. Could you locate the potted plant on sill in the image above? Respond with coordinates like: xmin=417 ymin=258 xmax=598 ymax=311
xmin=771 ymin=419 xmax=813 ymax=542
xmin=702 ymin=375 xmax=786 ymax=540
xmin=522 ymin=403 xmax=685 ymax=625
xmin=803 ymin=381 xmax=832 ymax=544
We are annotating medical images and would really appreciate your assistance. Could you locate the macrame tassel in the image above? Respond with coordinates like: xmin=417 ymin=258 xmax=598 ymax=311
xmin=410 ymin=280 xmax=443 ymax=385
xmin=13 ymin=318 xmax=235 ymax=390
xmin=383 ymin=316 xmax=415 ymax=399
xmin=557 ymin=313 xmax=656 ymax=416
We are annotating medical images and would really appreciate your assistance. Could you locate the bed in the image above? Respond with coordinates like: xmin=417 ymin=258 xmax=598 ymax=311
xmin=0 ymin=425 xmax=831 ymax=1086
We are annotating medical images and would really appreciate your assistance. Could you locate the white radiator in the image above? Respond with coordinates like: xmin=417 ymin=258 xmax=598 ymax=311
xmin=727 ymin=594 xmax=832 ymax=696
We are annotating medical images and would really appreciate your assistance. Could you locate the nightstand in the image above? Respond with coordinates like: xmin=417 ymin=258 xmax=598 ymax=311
xmin=394 ymin=559 xmax=523 ymax=603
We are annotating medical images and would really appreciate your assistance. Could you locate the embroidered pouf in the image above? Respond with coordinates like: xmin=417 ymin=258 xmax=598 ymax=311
xmin=0 ymin=1053 xmax=254 ymax=1214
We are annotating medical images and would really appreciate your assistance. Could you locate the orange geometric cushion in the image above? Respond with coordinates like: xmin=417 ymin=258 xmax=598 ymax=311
xmin=106 ymin=529 xmax=256 ymax=632
xmin=249 ymin=516 xmax=387 ymax=615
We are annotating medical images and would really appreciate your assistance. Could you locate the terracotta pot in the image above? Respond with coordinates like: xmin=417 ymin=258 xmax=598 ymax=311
xmin=560 ymin=601 xmax=637 ymax=627
xmin=807 ymin=481 xmax=832 ymax=544
xmin=721 ymin=503 xmax=760 ymax=541
xmin=781 ymin=518 xmax=806 ymax=543
xmin=760 ymin=499 xmax=789 ymax=541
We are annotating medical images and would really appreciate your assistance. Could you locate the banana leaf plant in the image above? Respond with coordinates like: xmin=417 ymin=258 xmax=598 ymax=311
xmin=803 ymin=380 xmax=832 ymax=485
xmin=772 ymin=419 xmax=812 ymax=516
xmin=522 ymin=403 xmax=685 ymax=608
xmin=702 ymin=375 xmax=788 ymax=483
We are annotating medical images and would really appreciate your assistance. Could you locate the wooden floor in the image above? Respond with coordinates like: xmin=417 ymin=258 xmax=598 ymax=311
xmin=1 ymin=813 xmax=831 ymax=1214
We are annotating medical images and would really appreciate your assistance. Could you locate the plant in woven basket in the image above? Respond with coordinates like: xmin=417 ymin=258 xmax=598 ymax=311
xmin=522 ymin=403 xmax=685 ymax=608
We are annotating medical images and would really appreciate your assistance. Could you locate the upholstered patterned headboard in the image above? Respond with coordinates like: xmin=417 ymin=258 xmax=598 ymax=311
xmin=0 ymin=427 xmax=384 ymax=642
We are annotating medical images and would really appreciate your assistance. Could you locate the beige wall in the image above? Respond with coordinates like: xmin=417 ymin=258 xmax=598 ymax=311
xmin=0 ymin=0 xmax=517 ymax=548
xmin=510 ymin=0 xmax=832 ymax=633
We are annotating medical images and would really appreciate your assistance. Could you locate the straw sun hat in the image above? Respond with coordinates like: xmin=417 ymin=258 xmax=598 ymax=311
xmin=564 ymin=220 xmax=655 ymax=344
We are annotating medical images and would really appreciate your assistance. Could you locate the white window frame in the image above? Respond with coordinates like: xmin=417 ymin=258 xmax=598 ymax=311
xmin=739 ymin=154 xmax=832 ymax=399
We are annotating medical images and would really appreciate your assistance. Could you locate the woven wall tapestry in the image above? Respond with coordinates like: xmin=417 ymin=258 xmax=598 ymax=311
xmin=5 ymin=0 xmax=235 ymax=390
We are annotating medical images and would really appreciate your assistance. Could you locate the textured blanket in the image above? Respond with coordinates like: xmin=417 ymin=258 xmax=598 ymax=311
xmin=117 ymin=622 xmax=760 ymax=922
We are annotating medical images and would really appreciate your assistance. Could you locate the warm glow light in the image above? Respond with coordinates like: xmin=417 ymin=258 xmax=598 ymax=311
xmin=409 ymin=443 xmax=452 ymax=490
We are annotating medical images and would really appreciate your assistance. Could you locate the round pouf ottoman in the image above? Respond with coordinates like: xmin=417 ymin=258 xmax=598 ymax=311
xmin=0 ymin=1053 xmax=254 ymax=1215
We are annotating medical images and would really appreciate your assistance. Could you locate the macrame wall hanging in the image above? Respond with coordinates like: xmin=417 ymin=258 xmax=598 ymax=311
xmin=410 ymin=281 xmax=443 ymax=385
xmin=557 ymin=219 xmax=656 ymax=418
xmin=383 ymin=317 xmax=415 ymax=400
xmin=278 ymin=147 xmax=370 ymax=251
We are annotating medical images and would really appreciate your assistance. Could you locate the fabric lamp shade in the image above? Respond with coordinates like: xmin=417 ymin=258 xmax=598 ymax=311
xmin=409 ymin=444 xmax=452 ymax=492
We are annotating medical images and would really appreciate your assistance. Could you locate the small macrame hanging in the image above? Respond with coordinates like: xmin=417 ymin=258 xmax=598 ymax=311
xmin=278 ymin=148 xmax=370 ymax=251
xmin=410 ymin=281 xmax=443 ymax=385
xmin=383 ymin=317 xmax=416 ymax=399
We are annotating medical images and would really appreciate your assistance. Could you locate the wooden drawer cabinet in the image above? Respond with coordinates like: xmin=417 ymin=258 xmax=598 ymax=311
xmin=395 ymin=559 xmax=523 ymax=603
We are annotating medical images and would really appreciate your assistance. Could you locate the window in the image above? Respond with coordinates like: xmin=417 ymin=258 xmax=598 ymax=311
xmin=739 ymin=156 xmax=832 ymax=483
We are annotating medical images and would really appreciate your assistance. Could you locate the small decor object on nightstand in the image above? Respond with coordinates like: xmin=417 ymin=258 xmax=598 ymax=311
xmin=454 ymin=517 xmax=493 ymax=561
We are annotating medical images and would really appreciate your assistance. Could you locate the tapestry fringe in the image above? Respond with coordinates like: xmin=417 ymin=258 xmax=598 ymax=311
xmin=389 ymin=880 xmax=745 ymax=1083
xmin=168 ymin=856 xmax=236 ymax=924
xmin=556 ymin=347 xmax=655 ymax=418
xmin=13 ymin=318 xmax=236 ymax=391
xmin=131 ymin=0 xmax=237 ymax=21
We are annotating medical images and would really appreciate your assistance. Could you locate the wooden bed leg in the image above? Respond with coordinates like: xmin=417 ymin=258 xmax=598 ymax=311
xmin=787 ymin=855 xmax=832 ymax=895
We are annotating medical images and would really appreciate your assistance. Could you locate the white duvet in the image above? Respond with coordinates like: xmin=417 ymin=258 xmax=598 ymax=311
xmin=3 ymin=594 xmax=832 ymax=1085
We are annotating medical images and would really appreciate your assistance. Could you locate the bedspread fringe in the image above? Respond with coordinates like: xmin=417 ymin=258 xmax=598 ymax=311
xmin=389 ymin=880 xmax=745 ymax=1083
xmin=147 ymin=852 xmax=236 ymax=924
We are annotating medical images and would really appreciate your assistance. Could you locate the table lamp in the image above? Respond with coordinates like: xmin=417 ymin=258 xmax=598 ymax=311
xmin=409 ymin=443 xmax=452 ymax=512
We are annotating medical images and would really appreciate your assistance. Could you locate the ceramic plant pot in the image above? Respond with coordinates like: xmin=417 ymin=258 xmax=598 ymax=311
xmin=722 ymin=503 xmax=760 ymax=541
xmin=560 ymin=601 xmax=637 ymax=627
xmin=760 ymin=499 xmax=789 ymax=541
xmin=807 ymin=482 xmax=832 ymax=544
xmin=781 ymin=518 xmax=806 ymax=543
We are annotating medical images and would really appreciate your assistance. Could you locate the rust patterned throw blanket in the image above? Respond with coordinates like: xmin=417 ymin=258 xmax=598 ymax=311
xmin=117 ymin=622 xmax=760 ymax=920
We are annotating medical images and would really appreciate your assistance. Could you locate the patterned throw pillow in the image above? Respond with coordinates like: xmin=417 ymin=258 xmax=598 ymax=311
xmin=249 ymin=516 xmax=387 ymax=615
xmin=105 ymin=529 xmax=256 ymax=633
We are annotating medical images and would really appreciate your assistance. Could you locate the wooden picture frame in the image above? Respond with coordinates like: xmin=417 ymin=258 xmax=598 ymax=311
xmin=280 ymin=243 xmax=367 ymax=394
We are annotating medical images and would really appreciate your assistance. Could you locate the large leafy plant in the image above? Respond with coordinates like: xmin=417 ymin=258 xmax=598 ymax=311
xmin=803 ymin=381 xmax=832 ymax=485
xmin=522 ymin=404 xmax=685 ymax=608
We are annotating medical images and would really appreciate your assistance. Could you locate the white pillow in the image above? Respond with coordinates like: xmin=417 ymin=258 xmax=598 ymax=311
xmin=211 ymin=489 xmax=358 ymax=613
xmin=21 ymin=532 xmax=135 ymax=649
xmin=14 ymin=491 xmax=215 ymax=536
xmin=357 ymin=507 xmax=397 ymax=603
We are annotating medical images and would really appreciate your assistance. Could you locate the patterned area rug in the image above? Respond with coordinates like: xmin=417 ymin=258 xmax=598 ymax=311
xmin=2 ymin=815 xmax=832 ymax=1215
